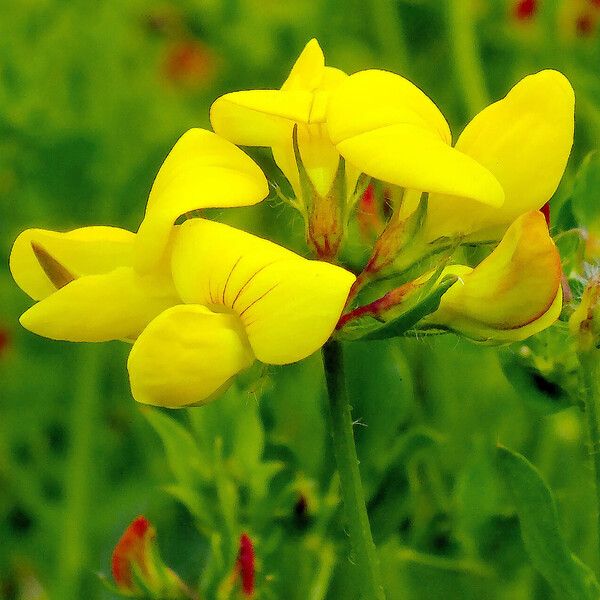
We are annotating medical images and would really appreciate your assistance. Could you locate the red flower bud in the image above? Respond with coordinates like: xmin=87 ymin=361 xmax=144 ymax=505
xmin=237 ymin=533 xmax=255 ymax=597
xmin=514 ymin=0 xmax=537 ymax=20
xmin=0 ymin=327 xmax=10 ymax=357
xmin=163 ymin=40 xmax=215 ymax=87
xmin=111 ymin=516 xmax=154 ymax=592
xmin=576 ymin=12 xmax=595 ymax=36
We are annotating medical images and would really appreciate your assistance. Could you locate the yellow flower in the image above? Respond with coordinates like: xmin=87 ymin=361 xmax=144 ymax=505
xmin=327 ymin=69 xmax=574 ymax=241
xmin=10 ymin=128 xmax=268 ymax=342
xmin=422 ymin=211 xmax=562 ymax=342
xmin=210 ymin=39 xmax=360 ymax=204
xmin=128 ymin=218 xmax=355 ymax=408
xmin=11 ymin=128 xmax=354 ymax=407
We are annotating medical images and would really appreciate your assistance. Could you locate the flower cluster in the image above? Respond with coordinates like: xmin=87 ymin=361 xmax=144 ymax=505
xmin=211 ymin=39 xmax=573 ymax=343
xmin=10 ymin=38 xmax=574 ymax=406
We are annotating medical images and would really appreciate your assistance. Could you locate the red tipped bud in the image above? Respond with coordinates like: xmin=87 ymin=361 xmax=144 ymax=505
xmin=111 ymin=516 xmax=194 ymax=598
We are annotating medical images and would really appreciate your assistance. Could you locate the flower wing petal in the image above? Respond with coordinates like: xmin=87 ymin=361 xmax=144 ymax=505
xmin=427 ymin=70 xmax=574 ymax=237
xmin=10 ymin=226 xmax=134 ymax=301
xmin=327 ymin=69 xmax=452 ymax=145
xmin=127 ymin=305 xmax=254 ymax=408
xmin=135 ymin=128 xmax=268 ymax=272
xmin=210 ymin=90 xmax=315 ymax=146
xmin=335 ymin=124 xmax=504 ymax=207
xmin=19 ymin=267 xmax=178 ymax=342
xmin=236 ymin=258 xmax=355 ymax=364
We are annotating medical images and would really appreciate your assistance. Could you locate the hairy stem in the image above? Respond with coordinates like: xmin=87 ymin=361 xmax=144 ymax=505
xmin=322 ymin=340 xmax=386 ymax=600
xmin=446 ymin=0 xmax=489 ymax=117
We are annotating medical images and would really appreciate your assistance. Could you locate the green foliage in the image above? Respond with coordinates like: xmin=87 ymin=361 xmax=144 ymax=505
xmin=571 ymin=152 xmax=600 ymax=232
xmin=4 ymin=1 xmax=600 ymax=599
xmin=497 ymin=445 xmax=600 ymax=600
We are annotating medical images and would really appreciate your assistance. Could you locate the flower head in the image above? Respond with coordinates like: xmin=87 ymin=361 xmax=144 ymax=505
xmin=210 ymin=40 xmax=360 ymax=259
xmin=128 ymin=218 xmax=354 ymax=407
xmin=327 ymin=69 xmax=574 ymax=242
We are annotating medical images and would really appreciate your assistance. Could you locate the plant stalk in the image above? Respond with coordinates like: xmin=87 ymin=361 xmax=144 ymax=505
xmin=581 ymin=350 xmax=600 ymax=575
xmin=322 ymin=340 xmax=386 ymax=600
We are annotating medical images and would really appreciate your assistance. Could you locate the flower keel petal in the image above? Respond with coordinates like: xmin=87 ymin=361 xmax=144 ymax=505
xmin=127 ymin=305 xmax=255 ymax=408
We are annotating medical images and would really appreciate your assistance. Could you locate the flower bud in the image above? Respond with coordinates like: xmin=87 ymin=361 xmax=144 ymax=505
xmin=569 ymin=275 xmax=600 ymax=352
xmin=111 ymin=516 xmax=193 ymax=599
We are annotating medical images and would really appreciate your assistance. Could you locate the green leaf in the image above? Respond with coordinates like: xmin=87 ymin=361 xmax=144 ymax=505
xmin=360 ymin=275 xmax=458 ymax=341
xmin=571 ymin=151 xmax=600 ymax=231
xmin=497 ymin=445 xmax=600 ymax=600
xmin=141 ymin=408 xmax=209 ymax=487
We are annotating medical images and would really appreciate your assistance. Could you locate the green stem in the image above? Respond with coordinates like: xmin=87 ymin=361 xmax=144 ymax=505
xmin=580 ymin=351 xmax=600 ymax=576
xmin=322 ymin=340 xmax=386 ymax=600
xmin=55 ymin=344 xmax=103 ymax=600
xmin=369 ymin=0 xmax=410 ymax=76
xmin=445 ymin=0 xmax=489 ymax=117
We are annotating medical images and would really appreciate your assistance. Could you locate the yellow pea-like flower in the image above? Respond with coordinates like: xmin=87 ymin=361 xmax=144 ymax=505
xmin=210 ymin=39 xmax=359 ymax=202
xmin=127 ymin=218 xmax=355 ymax=408
xmin=11 ymin=219 xmax=354 ymax=407
xmin=11 ymin=127 xmax=353 ymax=407
xmin=327 ymin=69 xmax=574 ymax=241
xmin=422 ymin=211 xmax=563 ymax=342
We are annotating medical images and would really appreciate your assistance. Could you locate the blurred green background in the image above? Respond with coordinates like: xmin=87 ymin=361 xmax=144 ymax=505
xmin=2 ymin=1 xmax=600 ymax=599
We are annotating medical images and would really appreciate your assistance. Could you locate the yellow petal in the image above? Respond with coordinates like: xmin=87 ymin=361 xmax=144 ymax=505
xmin=127 ymin=304 xmax=255 ymax=408
xmin=210 ymin=90 xmax=315 ymax=147
xmin=428 ymin=211 xmax=562 ymax=340
xmin=272 ymin=134 xmax=301 ymax=199
xmin=335 ymin=124 xmax=504 ymax=207
xmin=10 ymin=226 xmax=134 ymax=301
xmin=20 ymin=267 xmax=179 ymax=342
xmin=281 ymin=38 xmax=325 ymax=91
xmin=426 ymin=70 xmax=575 ymax=239
xmin=135 ymin=128 xmax=268 ymax=272
xmin=237 ymin=258 xmax=354 ymax=364
xmin=327 ymin=69 xmax=452 ymax=146
xmin=297 ymin=122 xmax=340 ymax=197
xmin=171 ymin=218 xmax=355 ymax=364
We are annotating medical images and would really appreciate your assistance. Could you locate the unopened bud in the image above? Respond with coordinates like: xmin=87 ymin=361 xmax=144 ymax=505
xmin=570 ymin=276 xmax=600 ymax=352
xmin=111 ymin=516 xmax=194 ymax=599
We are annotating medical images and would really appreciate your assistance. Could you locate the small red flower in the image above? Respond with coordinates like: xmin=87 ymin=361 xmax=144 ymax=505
xmin=514 ymin=0 xmax=537 ymax=20
xmin=237 ymin=533 xmax=255 ymax=597
xmin=576 ymin=12 xmax=595 ymax=35
xmin=0 ymin=327 xmax=10 ymax=357
xmin=111 ymin=516 xmax=154 ymax=592
xmin=163 ymin=40 xmax=215 ymax=87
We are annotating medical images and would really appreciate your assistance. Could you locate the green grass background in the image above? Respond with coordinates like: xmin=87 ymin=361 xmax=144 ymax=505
xmin=2 ymin=1 xmax=600 ymax=598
